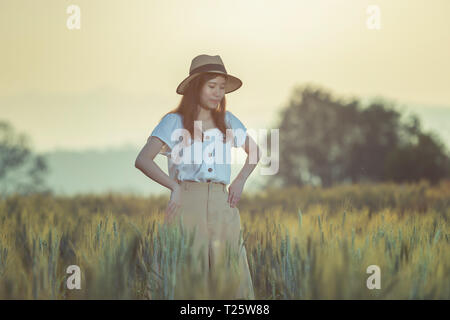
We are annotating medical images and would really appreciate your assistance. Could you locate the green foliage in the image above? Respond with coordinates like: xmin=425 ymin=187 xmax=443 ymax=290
xmin=269 ymin=85 xmax=450 ymax=187
xmin=0 ymin=120 xmax=51 ymax=198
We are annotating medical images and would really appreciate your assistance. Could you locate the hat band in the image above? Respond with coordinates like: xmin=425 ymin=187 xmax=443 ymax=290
xmin=189 ymin=63 xmax=227 ymax=76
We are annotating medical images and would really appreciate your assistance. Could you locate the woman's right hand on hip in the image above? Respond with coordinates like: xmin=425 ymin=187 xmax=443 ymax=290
xmin=165 ymin=183 xmax=182 ymax=223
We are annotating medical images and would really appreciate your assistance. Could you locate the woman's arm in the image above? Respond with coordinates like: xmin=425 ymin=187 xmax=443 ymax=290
xmin=228 ymin=134 xmax=262 ymax=207
xmin=235 ymin=134 xmax=262 ymax=183
xmin=135 ymin=136 xmax=179 ymax=191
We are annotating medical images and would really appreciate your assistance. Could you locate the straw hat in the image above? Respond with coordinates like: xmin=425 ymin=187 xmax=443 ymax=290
xmin=176 ymin=54 xmax=242 ymax=95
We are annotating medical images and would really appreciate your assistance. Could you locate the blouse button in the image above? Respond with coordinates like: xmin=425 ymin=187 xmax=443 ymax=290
xmin=208 ymin=168 xmax=212 ymax=172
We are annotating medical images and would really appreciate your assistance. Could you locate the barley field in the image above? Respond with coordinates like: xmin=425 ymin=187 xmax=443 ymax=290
xmin=0 ymin=179 xmax=448 ymax=299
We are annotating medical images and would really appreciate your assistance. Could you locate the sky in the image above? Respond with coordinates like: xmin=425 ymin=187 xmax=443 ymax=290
xmin=1 ymin=0 xmax=449 ymax=153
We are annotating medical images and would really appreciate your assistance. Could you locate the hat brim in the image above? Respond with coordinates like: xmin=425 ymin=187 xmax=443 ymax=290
xmin=176 ymin=71 xmax=242 ymax=95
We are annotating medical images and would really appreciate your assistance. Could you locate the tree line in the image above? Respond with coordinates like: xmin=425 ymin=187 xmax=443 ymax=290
xmin=266 ymin=85 xmax=450 ymax=188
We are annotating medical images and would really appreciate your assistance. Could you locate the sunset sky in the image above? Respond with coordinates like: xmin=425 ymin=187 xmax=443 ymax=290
xmin=1 ymin=0 xmax=449 ymax=153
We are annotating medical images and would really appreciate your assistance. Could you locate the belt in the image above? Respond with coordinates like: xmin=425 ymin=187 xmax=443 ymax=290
xmin=177 ymin=179 xmax=224 ymax=185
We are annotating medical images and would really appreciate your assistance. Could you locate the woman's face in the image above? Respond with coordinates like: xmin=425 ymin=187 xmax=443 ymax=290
xmin=198 ymin=75 xmax=226 ymax=110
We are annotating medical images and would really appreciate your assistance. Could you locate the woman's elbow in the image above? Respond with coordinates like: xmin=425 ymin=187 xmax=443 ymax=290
xmin=135 ymin=154 xmax=156 ymax=170
xmin=134 ymin=156 xmax=143 ymax=169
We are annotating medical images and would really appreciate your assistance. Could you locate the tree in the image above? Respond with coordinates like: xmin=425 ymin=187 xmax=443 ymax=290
xmin=384 ymin=131 xmax=450 ymax=184
xmin=266 ymin=84 xmax=450 ymax=188
xmin=0 ymin=120 xmax=51 ymax=198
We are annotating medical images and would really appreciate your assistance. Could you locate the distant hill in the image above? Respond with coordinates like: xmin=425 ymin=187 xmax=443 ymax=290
xmin=41 ymin=145 xmax=267 ymax=196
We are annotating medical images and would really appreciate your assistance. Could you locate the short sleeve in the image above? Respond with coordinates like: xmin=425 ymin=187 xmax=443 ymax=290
xmin=226 ymin=111 xmax=247 ymax=148
xmin=149 ymin=113 xmax=181 ymax=154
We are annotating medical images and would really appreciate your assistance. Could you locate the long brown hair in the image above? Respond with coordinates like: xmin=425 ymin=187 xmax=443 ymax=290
xmin=162 ymin=72 xmax=234 ymax=147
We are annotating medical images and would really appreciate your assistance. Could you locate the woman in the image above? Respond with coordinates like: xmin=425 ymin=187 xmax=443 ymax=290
xmin=135 ymin=54 xmax=261 ymax=299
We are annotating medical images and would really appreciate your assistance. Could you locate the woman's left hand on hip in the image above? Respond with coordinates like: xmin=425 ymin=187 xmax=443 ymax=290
xmin=228 ymin=178 xmax=245 ymax=208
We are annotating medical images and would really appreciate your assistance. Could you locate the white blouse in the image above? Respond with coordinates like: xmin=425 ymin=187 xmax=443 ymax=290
xmin=149 ymin=110 xmax=247 ymax=185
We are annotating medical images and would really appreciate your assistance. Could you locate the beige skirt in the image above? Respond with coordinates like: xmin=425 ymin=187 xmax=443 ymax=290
xmin=164 ymin=180 xmax=255 ymax=300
